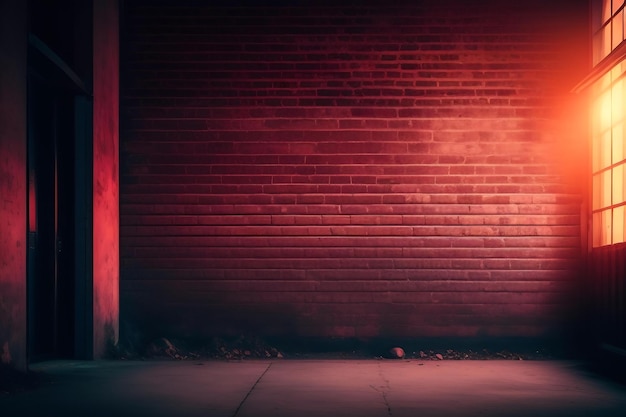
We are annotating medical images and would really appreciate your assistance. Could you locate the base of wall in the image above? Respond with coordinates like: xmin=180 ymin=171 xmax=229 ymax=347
xmin=116 ymin=332 xmax=578 ymax=362
xmin=269 ymin=335 xmax=578 ymax=359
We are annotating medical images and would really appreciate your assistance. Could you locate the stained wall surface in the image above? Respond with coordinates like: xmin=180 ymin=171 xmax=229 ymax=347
xmin=120 ymin=0 xmax=589 ymax=342
xmin=93 ymin=0 xmax=120 ymax=357
xmin=0 ymin=0 xmax=28 ymax=370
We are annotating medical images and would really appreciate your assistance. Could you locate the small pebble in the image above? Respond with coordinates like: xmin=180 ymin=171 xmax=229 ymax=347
xmin=389 ymin=347 xmax=405 ymax=359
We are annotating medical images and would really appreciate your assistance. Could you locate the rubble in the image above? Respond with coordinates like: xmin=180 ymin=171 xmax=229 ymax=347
xmin=388 ymin=347 xmax=405 ymax=359
xmin=123 ymin=334 xmax=555 ymax=362
xmin=406 ymin=348 xmax=529 ymax=361
xmin=145 ymin=337 xmax=189 ymax=360
xmin=139 ymin=335 xmax=285 ymax=361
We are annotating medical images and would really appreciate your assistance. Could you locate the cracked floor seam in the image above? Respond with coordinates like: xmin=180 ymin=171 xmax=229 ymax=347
xmin=376 ymin=362 xmax=393 ymax=416
xmin=231 ymin=362 xmax=273 ymax=417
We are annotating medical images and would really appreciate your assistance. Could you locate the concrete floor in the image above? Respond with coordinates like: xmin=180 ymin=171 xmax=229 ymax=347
xmin=1 ymin=359 xmax=625 ymax=417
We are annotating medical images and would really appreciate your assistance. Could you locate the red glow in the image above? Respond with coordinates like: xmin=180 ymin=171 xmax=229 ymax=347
xmin=92 ymin=0 xmax=120 ymax=357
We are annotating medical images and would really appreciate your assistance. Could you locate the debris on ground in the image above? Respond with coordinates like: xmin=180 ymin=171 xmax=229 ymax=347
xmin=145 ymin=337 xmax=191 ymax=360
xmin=199 ymin=335 xmax=284 ymax=360
xmin=121 ymin=333 xmax=557 ymax=362
xmin=408 ymin=348 xmax=533 ymax=361
xmin=139 ymin=335 xmax=285 ymax=361
xmin=388 ymin=347 xmax=405 ymax=359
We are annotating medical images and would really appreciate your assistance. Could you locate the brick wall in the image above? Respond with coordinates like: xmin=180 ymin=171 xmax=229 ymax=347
xmin=120 ymin=0 xmax=589 ymax=342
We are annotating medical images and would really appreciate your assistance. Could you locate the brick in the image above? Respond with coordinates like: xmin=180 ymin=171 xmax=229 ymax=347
xmin=121 ymin=0 xmax=587 ymax=340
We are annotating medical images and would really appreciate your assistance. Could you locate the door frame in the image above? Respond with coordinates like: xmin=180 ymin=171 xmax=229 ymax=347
xmin=27 ymin=33 xmax=93 ymax=361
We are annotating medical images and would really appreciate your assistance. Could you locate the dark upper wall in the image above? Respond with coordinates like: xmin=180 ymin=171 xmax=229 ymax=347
xmin=120 ymin=0 xmax=589 ymax=341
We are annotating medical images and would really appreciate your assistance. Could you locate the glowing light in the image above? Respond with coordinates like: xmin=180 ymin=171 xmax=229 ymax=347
xmin=600 ymin=90 xmax=612 ymax=131
xmin=591 ymin=58 xmax=626 ymax=247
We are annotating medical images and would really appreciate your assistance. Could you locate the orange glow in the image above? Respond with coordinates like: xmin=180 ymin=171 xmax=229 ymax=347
xmin=600 ymin=90 xmax=611 ymax=131
xmin=591 ymin=56 xmax=626 ymax=247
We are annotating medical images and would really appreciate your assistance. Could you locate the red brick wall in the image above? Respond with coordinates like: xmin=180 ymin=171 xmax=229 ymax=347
xmin=120 ymin=0 xmax=589 ymax=341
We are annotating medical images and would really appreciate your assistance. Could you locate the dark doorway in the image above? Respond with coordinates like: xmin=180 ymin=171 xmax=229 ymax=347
xmin=25 ymin=0 xmax=94 ymax=363
xmin=27 ymin=72 xmax=76 ymax=361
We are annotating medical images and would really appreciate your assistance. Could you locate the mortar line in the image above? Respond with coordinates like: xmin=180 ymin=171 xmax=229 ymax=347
xmin=231 ymin=362 xmax=273 ymax=417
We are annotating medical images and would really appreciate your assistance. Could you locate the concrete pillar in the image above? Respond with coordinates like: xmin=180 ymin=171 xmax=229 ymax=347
xmin=0 ymin=0 xmax=28 ymax=371
xmin=93 ymin=0 xmax=120 ymax=358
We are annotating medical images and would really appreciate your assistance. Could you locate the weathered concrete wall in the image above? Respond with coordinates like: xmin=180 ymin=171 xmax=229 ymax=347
xmin=0 ymin=0 xmax=28 ymax=371
xmin=93 ymin=0 xmax=120 ymax=358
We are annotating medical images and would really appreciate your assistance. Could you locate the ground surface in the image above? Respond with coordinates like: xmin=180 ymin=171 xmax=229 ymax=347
xmin=0 ymin=335 xmax=587 ymax=399
xmin=2 ymin=359 xmax=626 ymax=417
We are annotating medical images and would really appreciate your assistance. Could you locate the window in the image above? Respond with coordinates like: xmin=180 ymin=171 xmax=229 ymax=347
xmin=592 ymin=0 xmax=626 ymax=247
xmin=593 ymin=0 xmax=626 ymax=65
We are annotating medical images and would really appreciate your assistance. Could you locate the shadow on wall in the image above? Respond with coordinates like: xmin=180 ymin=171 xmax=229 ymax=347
xmin=0 ymin=293 xmax=17 ymax=367
xmin=118 ymin=296 xmax=301 ymax=357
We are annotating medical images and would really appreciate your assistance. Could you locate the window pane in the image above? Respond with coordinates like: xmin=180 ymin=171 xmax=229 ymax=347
xmin=613 ymin=206 xmax=625 ymax=244
xmin=593 ymin=211 xmax=601 ymax=247
xmin=622 ymin=10 xmax=626 ymax=44
xmin=614 ymin=10 xmax=625 ymax=48
xmin=612 ymin=78 xmax=624 ymax=122
xmin=592 ymin=132 xmax=611 ymax=172
xmin=601 ymin=130 xmax=612 ymax=169
xmin=613 ymin=164 xmax=624 ymax=203
xmin=604 ymin=209 xmax=612 ymax=245
xmin=594 ymin=174 xmax=600 ymax=210
xmin=593 ymin=134 xmax=601 ymax=173
xmin=593 ymin=131 xmax=612 ymax=172
xmin=600 ymin=89 xmax=612 ymax=131
xmin=604 ymin=0 xmax=613 ymax=22
xmin=593 ymin=0 xmax=606 ymax=32
xmin=594 ymin=33 xmax=603 ymax=65
xmin=605 ymin=169 xmax=613 ymax=207
xmin=604 ymin=24 xmax=612 ymax=60
xmin=593 ymin=210 xmax=613 ymax=247
xmin=612 ymin=124 xmax=624 ymax=163
xmin=613 ymin=122 xmax=626 ymax=163
xmin=596 ymin=42 xmax=602 ymax=67
xmin=594 ymin=171 xmax=613 ymax=209
xmin=593 ymin=91 xmax=612 ymax=172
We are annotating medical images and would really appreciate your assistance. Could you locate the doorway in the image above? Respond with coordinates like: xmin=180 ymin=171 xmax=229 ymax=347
xmin=27 ymin=73 xmax=76 ymax=361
